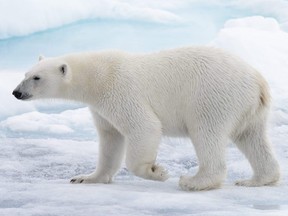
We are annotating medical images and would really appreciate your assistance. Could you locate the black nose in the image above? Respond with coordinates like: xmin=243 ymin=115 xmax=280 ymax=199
xmin=12 ymin=90 xmax=22 ymax=99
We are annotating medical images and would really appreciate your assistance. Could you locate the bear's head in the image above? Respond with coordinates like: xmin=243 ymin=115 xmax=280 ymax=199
xmin=13 ymin=56 xmax=72 ymax=100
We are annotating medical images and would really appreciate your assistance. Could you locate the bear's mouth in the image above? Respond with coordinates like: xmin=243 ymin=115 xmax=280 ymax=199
xmin=20 ymin=94 xmax=33 ymax=100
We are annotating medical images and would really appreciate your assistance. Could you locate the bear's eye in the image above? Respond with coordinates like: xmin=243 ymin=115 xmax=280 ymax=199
xmin=33 ymin=76 xmax=40 ymax=81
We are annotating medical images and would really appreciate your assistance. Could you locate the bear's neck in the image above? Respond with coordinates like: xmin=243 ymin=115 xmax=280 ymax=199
xmin=59 ymin=53 xmax=121 ymax=106
xmin=66 ymin=75 xmax=98 ymax=104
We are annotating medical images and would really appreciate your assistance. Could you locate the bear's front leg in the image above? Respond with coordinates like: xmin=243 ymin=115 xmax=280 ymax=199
xmin=70 ymin=113 xmax=125 ymax=184
xmin=125 ymin=120 xmax=169 ymax=182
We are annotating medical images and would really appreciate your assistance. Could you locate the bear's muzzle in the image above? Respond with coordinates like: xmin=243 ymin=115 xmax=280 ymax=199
xmin=12 ymin=90 xmax=32 ymax=100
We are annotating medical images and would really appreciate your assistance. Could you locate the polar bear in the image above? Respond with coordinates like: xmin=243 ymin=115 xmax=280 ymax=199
xmin=13 ymin=47 xmax=280 ymax=190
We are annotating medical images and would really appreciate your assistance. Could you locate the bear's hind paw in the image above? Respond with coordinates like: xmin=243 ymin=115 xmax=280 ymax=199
xmin=235 ymin=178 xmax=279 ymax=187
xmin=179 ymin=175 xmax=222 ymax=191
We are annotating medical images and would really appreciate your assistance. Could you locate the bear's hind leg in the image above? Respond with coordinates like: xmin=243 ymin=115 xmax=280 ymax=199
xmin=179 ymin=131 xmax=227 ymax=191
xmin=233 ymin=120 xmax=280 ymax=187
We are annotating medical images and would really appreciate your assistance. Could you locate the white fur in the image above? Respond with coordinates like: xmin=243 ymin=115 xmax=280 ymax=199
xmin=14 ymin=46 xmax=280 ymax=190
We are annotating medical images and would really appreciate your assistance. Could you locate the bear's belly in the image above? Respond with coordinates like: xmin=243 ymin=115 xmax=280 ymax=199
xmin=153 ymin=108 xmax=190 ymax=137
xmin=149 ymin=95 xmax=193 ymax=137
xmin=161 ymin=122 xmax=189 ymax=137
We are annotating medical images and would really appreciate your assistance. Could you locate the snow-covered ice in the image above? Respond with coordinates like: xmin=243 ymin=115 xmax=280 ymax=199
xmin=1 ymin=137 xmax=288 ymax=216
xmin=1 ymin=1 xmax=288 ymax=215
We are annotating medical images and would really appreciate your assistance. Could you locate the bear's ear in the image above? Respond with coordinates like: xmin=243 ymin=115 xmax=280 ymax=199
xmin=59 ymin=63 xmax=72 ymax=82
xmin=38 ymin=55 xmax=45 ymax=61
xmin=59 ymin=64 xmax=67 ymax=76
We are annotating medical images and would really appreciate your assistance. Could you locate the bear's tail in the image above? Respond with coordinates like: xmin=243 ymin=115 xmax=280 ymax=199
xmin=257 ymin=72 xmax=270 ymax=109
xmin=233 ymin=71 xmax=271 ymax=139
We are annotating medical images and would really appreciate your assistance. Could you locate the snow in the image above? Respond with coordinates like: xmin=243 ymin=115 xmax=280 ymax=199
xmin=3 ymin=0 xmax=288 ymax=70
xmin=0 ymin=108 xmax=95 ymax=140
xmin=1 ymin=1 xmax=288 ymax=215
xmin=1 ymin=137 xmax=288 ymax=216
xmin=223 ymin=16 xmax=281 ymax=31
xmin=0 ymin=72 xmax=36 ymax=119
xmin=2 ymin=0 xmax=288 ymax=40
xmin=210 ymin=16 xmax=288 ymax=113
xmin=0 ymin=0 xmax=181 ymax=40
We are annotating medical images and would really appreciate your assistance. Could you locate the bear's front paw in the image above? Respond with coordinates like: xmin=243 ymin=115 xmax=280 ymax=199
xmin=130 ymin=164 xmax=169 ymax=181
xmin=70 ymin=174 xmax=111 ymax=184
xmin=150 ymin=165 xmax=169 ymax=181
